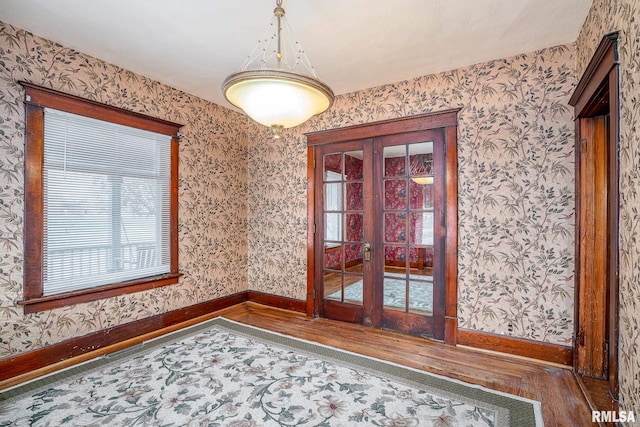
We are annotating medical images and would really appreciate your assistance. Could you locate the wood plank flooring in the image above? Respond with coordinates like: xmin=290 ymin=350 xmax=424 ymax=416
xmin=219 ymin=303 xmax=593 ymax=426
xmin=2 ymin=302 xmax=593 ymax=426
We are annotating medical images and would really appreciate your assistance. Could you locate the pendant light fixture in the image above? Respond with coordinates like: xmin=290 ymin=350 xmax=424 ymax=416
xmin=222 ymin=0 xmax=334 ymax=139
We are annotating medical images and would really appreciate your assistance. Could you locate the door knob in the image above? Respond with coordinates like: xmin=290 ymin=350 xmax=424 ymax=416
xmin=363 ymin=242 xmax=372 ymax=261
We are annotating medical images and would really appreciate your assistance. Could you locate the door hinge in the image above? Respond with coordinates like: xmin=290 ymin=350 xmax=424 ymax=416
xmin=603 ymin=340 xmax=609 ymax=372
xmin=580 ymin=139 xmax=587 ymax=153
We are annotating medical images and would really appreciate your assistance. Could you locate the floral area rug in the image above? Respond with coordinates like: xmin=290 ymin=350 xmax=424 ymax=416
xmin=0 ymin=317 xmax=543 ymax=426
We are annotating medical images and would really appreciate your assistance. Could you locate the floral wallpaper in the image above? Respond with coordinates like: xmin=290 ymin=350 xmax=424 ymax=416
xmin=248 ymin=44 xmax=577 ymax=348
xmin=576 ymin=0 xmax=640 ymax=417
xmin=0 ymin=13 xmax=581 ymax=389
xmin=2 ymin=5 xmax=635 ymax=418
xmin=0 ymin=22 xmax=248 ymax=358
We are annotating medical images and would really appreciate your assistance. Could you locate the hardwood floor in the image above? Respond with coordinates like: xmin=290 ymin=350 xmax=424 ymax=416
xmin=2 ymin=302 xmax=593 ymax=426
xmin=219 ymin=303 xmax=592 ymax=426
xmin=575 ymin=375 xmax=616 ymax=414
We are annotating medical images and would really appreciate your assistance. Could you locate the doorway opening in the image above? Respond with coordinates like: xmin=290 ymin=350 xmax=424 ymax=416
xmin=306 ymin=111 xmax=458 ymax=343
xmin=569 ymin=32 xmax=620 ymax=412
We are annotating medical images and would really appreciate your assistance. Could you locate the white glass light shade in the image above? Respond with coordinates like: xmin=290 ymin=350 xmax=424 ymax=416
xmin=411 ymin=176 xmax=434 ymax=185
xmin=223 ymin=69 xmax=334 ymax=129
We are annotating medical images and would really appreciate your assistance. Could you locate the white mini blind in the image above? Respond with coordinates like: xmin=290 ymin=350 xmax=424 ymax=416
xmin=43 ymin=108 xmax=172 ymax=295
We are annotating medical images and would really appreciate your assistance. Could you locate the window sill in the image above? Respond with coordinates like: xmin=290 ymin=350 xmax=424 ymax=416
xmin=19 ymin=273 xmax=182 ymax=314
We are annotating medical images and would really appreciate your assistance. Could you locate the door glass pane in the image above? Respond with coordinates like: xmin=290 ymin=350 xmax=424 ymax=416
xmin=410 ymin=182 xmax=433 ymax=209
xmin=384 ymin=212 xmax=407 ymax=243
xmin=324 ymin=153 xmax=342 ymax=178
xmin=346 ymin=182 xmax=363 ymax=210
xmin=324 ymin=244 xmax=342 ymax=270
xmin=324 ymin=270 xmax=342 ymax=299
xmin=324 ymin=213 xmax=343 ymax=243
xmin=383 ymin=276 xmax=407 ymax=312
xmin=323 ymin=149 xmax=363 ymax=308
xmin=345 ymin=214 xmax=364 ymax=242
xmin=408 ymin=142 xmax=434 ymax=209
xmin=409 ymin=212 xmax=433 ymax=246
xmin=384 ymin=180 xmax=407 ymax=209
xmin=345 ymin=243 xmax=363 ymax=268
xmin=384 ymin=245 xmax=406 ymax=271
xmin=384 ymin=146 xmax=405 ymax=178
xmin=342 ymin=273 xmax=364 ymax=305
xmin=408 ymin=142 xmax=433 ymax=181
xmin=324 ymin=182 xmax=343 ymax=211
xmin=407 ymin=245 xmax=434 ymax=272
xmin=408 ymin=279 xmax=433 ymax=313
xmin=345 ymin=151 xmax=364 ymax=180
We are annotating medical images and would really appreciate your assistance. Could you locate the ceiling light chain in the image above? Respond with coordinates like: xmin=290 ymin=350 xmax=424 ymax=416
xmin=222 ymin=0 xmax=334 ymax=139
xmin=275 ymin=0 xmax=284 ymax=62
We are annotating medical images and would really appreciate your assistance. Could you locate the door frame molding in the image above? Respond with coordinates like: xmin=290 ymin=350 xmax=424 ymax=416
xmin=306 ymin=110 xmax=459 ymax=344
xmin=569 ymin=32 xmax=620 ymax=401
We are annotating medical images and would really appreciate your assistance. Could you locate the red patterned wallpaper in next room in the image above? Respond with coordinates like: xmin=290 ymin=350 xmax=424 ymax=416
xmin=324 ymin=154 xmax=434 ymax=269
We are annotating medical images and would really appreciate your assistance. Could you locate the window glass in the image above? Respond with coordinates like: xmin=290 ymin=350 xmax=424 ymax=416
xmin=20 ymin=82 xmax=181 ymax=312
xmin=324 ymin=170 xmax=343 ymax=243
xmin=42 ymin=109 xmax=172 ymax=295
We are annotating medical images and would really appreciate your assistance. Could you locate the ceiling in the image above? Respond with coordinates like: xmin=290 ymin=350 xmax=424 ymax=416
xmin=1 ymin=0 xmax=593 ymax=110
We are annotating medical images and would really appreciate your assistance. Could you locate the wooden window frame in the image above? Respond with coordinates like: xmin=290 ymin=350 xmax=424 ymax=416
xmin=19 ymin=81 xmax=183 ymax=313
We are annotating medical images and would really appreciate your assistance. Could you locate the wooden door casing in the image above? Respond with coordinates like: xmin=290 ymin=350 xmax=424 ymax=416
xmin=306 ymin=111 xmax=459 ymax=343
xmin=576 ymin=115 xmax=609 ymax=379
xmin=569 ymin=32 xmax=620 ymax=404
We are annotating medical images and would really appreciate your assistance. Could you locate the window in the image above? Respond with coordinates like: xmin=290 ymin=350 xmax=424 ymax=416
xmin=20 ymin=82 xmax=182 ymax=313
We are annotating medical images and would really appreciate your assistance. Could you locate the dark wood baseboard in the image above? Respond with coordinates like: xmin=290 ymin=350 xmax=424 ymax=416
xmin=1 ymin=292 xmax=575 ymax=384
xmin=3 ymin=302 xmax=593 ymax=425
xmin=0 ymin=292 xmax=248 ymax=382
xmin=457 ymin=328 xmax=573 ymax=366
xmin=247 ymin=290 xmax=306 ymax=313
xmin=0 ymin=291 xmax=308 ymax=383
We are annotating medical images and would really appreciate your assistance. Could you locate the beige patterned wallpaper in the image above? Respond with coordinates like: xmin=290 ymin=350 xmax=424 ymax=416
xmin=1 ymin=16 xmax=579 ymax=367
xmin=248 ymin=44 xmax=578 ymax=346
xmin=576 ymin=0 xmax=640 ymax=417
xmin=0 ymin=22 xmax=248 ymax=358
xmin=3 ymin=4 xmax=636 ymax=418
